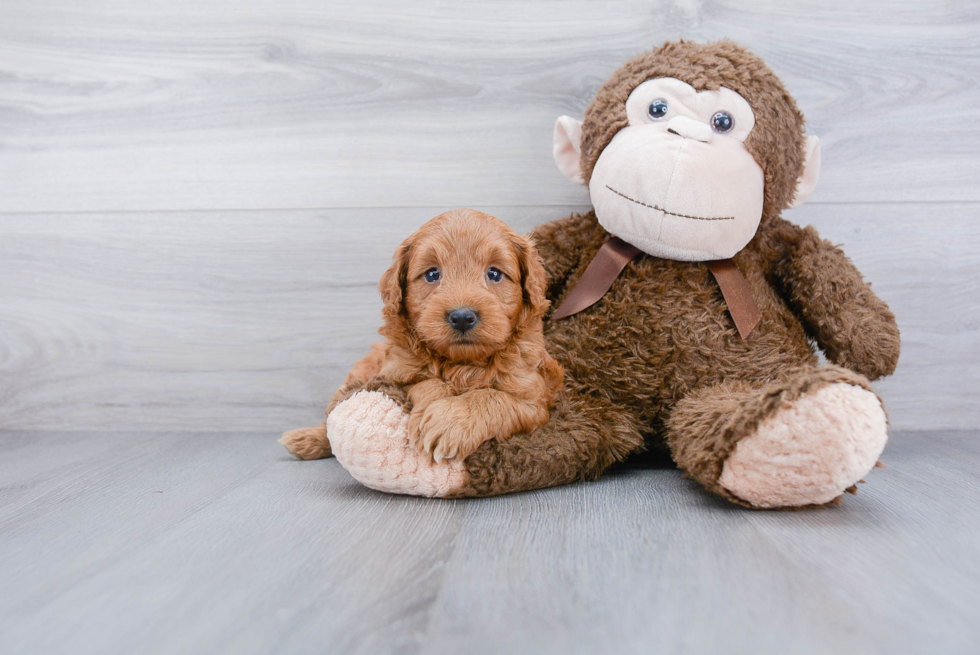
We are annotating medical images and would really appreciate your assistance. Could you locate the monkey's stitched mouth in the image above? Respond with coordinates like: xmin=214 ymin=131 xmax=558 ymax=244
xmin=605 ymin=185 xmax=734 ymax=221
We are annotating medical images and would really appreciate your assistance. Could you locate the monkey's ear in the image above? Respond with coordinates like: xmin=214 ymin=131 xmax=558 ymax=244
xmin=789 ymin=135 xmax=821 ymax=208
xmin=553 ymin=116 xmax=585 ymax=185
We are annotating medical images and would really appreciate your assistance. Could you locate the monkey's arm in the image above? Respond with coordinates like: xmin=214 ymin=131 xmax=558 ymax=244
xmin=775 ymin=224 xmax=900 ymax=381
xmin=530 ymin=211 xmax=605 ymax=300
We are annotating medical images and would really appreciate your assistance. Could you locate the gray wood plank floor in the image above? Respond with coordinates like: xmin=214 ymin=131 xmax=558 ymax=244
xmin=1 ymin=430 xmax=977 ymax=655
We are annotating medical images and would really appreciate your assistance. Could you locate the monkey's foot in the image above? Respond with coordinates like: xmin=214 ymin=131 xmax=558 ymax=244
xmin=718 ymin=383 xmax=888 ymax=508
xmin=327 ymin=391 xmax=470 ymax=497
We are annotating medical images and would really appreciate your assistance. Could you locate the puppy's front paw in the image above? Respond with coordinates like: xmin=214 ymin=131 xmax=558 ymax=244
xmin=415 ymin=397 xmax=487 ymax=463
xmin=407 ymin=408 xmax=427 ymax=455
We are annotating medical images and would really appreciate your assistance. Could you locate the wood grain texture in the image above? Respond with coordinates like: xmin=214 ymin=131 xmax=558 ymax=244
xmin=1 ymin=0 xmax=979 ymax=213
xmin=0 ymin=429 xmax=977 ymax=654
xmin=2 ymin=204 xmax=976 ymax=432
xmin=0 ymin=205 xmax=566 ymax=432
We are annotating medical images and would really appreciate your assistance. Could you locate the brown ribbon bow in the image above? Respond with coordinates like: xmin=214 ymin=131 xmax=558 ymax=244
xmin=551 ymin=237 xmax=761 ymax=339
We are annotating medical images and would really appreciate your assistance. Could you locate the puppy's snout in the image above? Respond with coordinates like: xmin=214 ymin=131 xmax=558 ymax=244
xmin=447 ymin=307 xmax=479 ymax=333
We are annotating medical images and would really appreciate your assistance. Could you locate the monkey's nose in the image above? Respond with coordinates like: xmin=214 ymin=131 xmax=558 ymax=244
xmin=666 ymin=116 xmax=713 ymax=143
xmin=447 ymin=308 xmax=480 ymax=333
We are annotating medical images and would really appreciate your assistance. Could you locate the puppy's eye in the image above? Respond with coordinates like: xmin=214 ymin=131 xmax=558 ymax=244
xmin=423 ymin=267 xmax=440 ymax=283
xmin=486 ymin=267 xmax=504 ymax=283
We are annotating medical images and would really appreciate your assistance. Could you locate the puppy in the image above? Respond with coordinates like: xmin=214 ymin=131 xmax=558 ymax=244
xmin=281 ymin=208 xmax=563 ymax=463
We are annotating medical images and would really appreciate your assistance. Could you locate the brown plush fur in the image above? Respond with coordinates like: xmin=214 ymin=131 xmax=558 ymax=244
xmin=281 ymin=208 xmax=564 ymax=463
xmin=446 ymin=41 xmax=900 ymax=503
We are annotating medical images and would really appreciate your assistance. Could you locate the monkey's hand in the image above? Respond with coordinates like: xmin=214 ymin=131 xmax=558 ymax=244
xmin=776 ymin=223 xmax=900 ymax=380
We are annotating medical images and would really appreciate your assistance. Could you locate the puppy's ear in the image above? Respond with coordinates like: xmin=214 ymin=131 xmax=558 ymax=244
xmin=379 ymin=239 xmax=412 ymax=323
xmin=513 ymin=234 xmax=549 ymax=321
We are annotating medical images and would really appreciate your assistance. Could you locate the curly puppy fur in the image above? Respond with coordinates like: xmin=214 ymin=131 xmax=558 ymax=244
xmin=453 ymin=41 xmax=900 ymax=503
xmin=281 ymin=208 xmax=563 ymax=463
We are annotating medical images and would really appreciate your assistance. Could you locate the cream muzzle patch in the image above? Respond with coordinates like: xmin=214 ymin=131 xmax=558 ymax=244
xmin=588 ymin=78 xmax=764 ymax=261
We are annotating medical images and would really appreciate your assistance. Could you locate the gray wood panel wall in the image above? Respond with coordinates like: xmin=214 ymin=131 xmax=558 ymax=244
xmin=2 ymin=0 xmax=978 ymax=432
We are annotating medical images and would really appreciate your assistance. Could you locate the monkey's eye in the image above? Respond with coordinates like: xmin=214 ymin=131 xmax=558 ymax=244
xmin=424 ymin=267 xmax=441 ymax=283
xmin=486 ymin=267 xmax=504 ymax=283
xmin=711 ymin=111 xmax=734 ymax=133
xmin=648 ymin=99 xmax=669 ymax=120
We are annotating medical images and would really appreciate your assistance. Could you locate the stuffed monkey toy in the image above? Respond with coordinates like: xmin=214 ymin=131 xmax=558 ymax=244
xmin=305 ymin=40 xmax=900 ymax=509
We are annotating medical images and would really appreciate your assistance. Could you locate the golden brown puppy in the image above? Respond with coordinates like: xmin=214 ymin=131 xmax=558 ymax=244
xmin=281 ymin=208 xmax=563 ymax=463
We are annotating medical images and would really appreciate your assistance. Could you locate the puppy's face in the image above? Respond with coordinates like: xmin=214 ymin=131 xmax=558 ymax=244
xmin=380 ymin=209 xmax=547 ymax=362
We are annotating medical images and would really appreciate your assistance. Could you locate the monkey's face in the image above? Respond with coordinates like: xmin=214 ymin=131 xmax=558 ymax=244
xmin=554 ymin=43 xmax=821 ymax=256
xmin=588 ymin=78 xmax=764 ymax=261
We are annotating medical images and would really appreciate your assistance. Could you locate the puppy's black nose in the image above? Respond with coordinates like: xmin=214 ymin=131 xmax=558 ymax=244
xmin=447 ymin=308 xmax=479 ymax=333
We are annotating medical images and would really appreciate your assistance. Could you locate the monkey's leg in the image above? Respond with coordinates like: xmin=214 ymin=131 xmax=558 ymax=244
xmin=280 ymin=378 xmax=409 ymax=461
xmin=326 ymin=387 xmax=645 ymax=497
xmin=666 ymin=365 xmax=888 ymax=509
xmin=455 ymin=388 xmax=645 ymax=497
xmin=327 ymin=389 xmax=469 ymax=497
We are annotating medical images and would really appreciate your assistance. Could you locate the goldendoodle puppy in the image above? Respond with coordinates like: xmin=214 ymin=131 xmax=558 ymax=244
xmin=281 ymin=208 xmax=563 ymax=463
